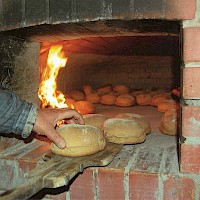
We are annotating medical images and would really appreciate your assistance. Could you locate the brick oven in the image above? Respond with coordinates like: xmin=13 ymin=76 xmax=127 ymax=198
xmin=0 ymin=0 xmax=200 ymax=199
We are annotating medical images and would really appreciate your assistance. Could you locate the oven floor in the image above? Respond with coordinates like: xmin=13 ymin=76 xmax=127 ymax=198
xmin=95 ymin=104 xmax=179 ymax=174
xmin=0 ymin=104 xmax=179 ymax=198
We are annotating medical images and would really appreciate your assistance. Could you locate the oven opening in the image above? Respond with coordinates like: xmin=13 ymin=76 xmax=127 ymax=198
xmin=38 ymin=20 xmax=181 ymax=149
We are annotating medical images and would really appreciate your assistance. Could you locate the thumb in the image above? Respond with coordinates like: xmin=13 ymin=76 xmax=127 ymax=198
xmin=46 ymin=129 xmax=66 ymax=149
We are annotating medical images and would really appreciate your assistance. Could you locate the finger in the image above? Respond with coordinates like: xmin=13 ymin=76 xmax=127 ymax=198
xmin=67 ymin=119 xmax=76 ymax=124
xmin=45 ymin=128 xmax=66 ymax=149
xmin=70 ymin=110 xmax=85 ymax=124
xmin=58 ymin=109 xmax=84 ymax=125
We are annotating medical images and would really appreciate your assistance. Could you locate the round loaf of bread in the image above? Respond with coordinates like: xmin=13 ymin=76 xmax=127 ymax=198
xmin=83 ymin=114 xmax=109 ymax=128
xmin=164 ymin=108 xmax=177 ymax=117
xmin=113 ymin=85 xmax=130 ymax=94
xmin=136 ymin=93 xmax=151 ymax=106
xmin=51 ymin=124 xmax=106 ymax=157
xmin=74 ymin=101 xmax=95 ymax=115
xmin=150 ymin=93 xmax=171 ymax=107
xmin=100 ymin=94 xmax=116 ymax=105
xmin=96 ymin=84 xmax=113 ymax=96
xmin=70 ymin=91 xmax=85 ymax=101
xmin=65 ymin=98 xmax=76 ymax=108
xmin=115 ymin=94 xmax=135 ymax=107
xmin=159 ymin=113 xmax=177 ymax=136
xmin=101 ymin=118 xmax=146 ymax=144
xmin=86 ymin=93 xmax=101 ymax=104
xmin=115 ymin=113 xmax=151 ymax=135
xmin=83 ymin=85 xmax=93 ymax=95
xmin=157 ymin=100 xmax=177 ymax=113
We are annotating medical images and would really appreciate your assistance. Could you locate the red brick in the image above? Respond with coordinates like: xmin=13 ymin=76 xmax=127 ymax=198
xmin=163 ymin=175 xmax=195 ymax=200
xmin=45 ymin=192 xmax=66 ymax=200
xmin=165 ymin=0 xmax=196 ymax=20
xmin=183 ymin=67 xmax=200 ymax=98
xmin=180 ymin=144 xmax=200 ymax=174
xmin=18 ymin=144 xmax=51 ymax=172
xmin=70 ymin=168 xmax=94 ymax=200
xmin=182 ymin=105 xmax=200 ymax=137
xmin=97 ymin=168 xmax=124 ymax=200
xmin=184 ymin=28 xmax=200 ymax=62
xmin=18 ymin=160 xmax=36 ymax=173
xmin=129 ymin=172 xmax=158 ymax=200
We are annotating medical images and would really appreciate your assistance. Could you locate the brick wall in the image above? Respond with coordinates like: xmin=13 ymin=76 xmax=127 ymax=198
xmin=181 ymin=1 xmax=200 ymax=174
xmin=0 ymin=36 xmax=24 ymax=90
xmin=12 ymin=42 xmax=40 ymax=106
xmin=56 ymin=54 xmax=174 ymax=92
xmin=0 ymin=37 xmax=40 ymax=105
xmin=0 ymin=0 xmax=196 ymax=31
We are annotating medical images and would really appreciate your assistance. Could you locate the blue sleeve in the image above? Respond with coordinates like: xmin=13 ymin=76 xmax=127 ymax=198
xmin=0 ymin=89 xmax=38 ymax=138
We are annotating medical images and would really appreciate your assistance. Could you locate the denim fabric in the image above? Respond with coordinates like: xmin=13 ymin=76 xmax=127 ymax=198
xmin=0 ymin=89 xmax=38 ymax=138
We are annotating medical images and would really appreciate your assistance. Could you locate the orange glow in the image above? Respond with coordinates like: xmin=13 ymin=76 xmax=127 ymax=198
xmin=38 ymin=45 xmax=68 ymax=108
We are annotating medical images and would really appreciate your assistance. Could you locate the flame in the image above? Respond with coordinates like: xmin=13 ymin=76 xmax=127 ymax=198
xmin=38 ymin=45 xmax=68 ymax=108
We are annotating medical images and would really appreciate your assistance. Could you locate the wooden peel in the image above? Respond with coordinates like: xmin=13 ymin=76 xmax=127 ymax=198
xmin=0 ymin=143 xmax=123 ymax=200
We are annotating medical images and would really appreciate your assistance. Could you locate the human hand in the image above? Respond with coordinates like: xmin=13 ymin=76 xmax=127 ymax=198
xmin=33 ymin=108 xmax=84 ymax=149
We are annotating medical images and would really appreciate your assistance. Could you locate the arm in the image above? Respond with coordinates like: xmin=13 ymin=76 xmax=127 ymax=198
xmin=0 ymin=89 xmax=84 ymax=149
xmin=0 ymin=89 xmax=37 ymax=138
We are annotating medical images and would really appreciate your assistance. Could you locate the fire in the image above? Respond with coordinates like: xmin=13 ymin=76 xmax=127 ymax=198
xmin=38 ymin=45 xmax=68 ymax=108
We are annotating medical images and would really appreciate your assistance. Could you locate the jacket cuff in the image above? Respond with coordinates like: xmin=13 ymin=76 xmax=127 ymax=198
xmin=21 ymin=104 xmax=38 ymax=138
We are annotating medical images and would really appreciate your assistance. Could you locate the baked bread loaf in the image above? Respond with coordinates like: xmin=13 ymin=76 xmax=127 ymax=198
xmin=83 ymin=85 xmax=93 ymax=95
xmin=70 ymin=90 xmax=85 ymax=101
xmin=159 ymin=113 xmax=177 ymax=136
xmin=51 ymin=124 xmax=106 ymax=157
xmin=157 ymin=100 xmax=177 ymax=113
xmin=86 ymin=93 xmax=101 ymax=104
xmin=65 ymin=98 xmax=76 ymax=108
xmin=74 ymin=101 xmax=95 ymax=115
xmin=113 ymin=85 xmax=130 ymax=95
xmin=136 ymin=93 xmax=151 ymax=106
xmin=101 ymin=118 xmax=146 ymax=144
xmin=164 ymin=108 xmax=177 ymax=117
xmin=100 ymin=94 xmax=116 ymax=105
xmin=115 ymin=94 xmax=135 ymax=107
xmin=83 ymin=114 xmax=108 ymax=128
xmin=131 ymin=90 xmax=145 ymax=97
xmin=115 ymin=113 xmax=151 ymax=135
xmin=96 ymin=84 xmax=113 ymax=96
xmin=150 ymin=93 xmax=171 ymax=107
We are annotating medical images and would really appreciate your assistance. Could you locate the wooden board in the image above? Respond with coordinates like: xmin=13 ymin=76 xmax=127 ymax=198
xmin=0 ymin=143 xmax=123 ymax=200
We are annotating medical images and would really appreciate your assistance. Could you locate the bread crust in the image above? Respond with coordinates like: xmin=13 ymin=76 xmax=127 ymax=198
xmin=83 ymin=114 xmax=108 ymax=128
xmin=101 ymin=118 xmax=146 ymax=144
xmin=115 ymin=113 xmax=151 ymax=135
xmin=159 ymin=113 xmax=177 ymax=136
xmin=115 ymin=94 xmax=135 ymax=107
xmin=51 ymin=124 xmax=106 ymax=157
xmin=74 ymin=101 xmax=95 ymax=115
